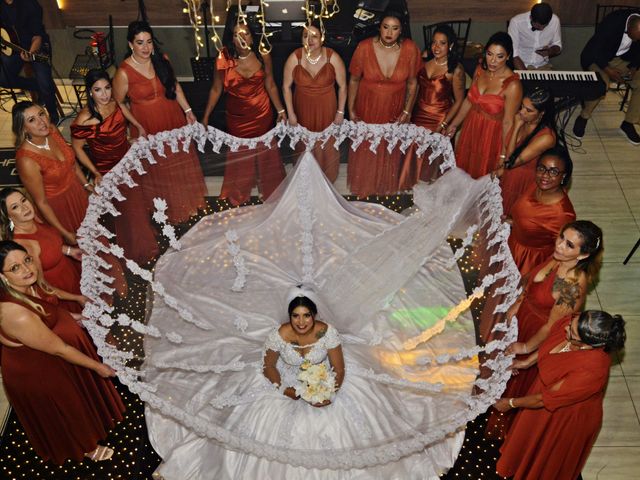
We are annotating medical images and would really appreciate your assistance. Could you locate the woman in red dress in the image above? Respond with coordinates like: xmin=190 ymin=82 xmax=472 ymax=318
xmin=72 ymin=69 xmax=158 ymax=263
xmin=0 ymin=241 xmax=124 ymax=464
xmin=282 ymin=23 xmax=347 ymax=182
xmin=446 ymin=32 xmax=522 ymax=178
xmin=202 ymin=23 xmax=286 ymax=206
xmin=499 ymin=87 xmax=557 ymax=215
xmin=113 ymin=21 xmax=207 ymax=223
xmin=488 ymin=220 xmax=603 ymax=437
xmin=0 ymin=187 xmax=84 ymax=313
xmin=495 ymin=310 xmax=626 ymax=480
xmin=13 ymin=101 xmax=92 ymax=246
xmin=347 ymin=10 xmax=422 ymax=196
xmin=508 ymin=148 xmax=575 ymax=276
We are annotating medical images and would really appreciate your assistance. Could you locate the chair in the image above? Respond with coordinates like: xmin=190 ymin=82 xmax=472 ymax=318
xmin=422 ymin=19 xmax=471 ymax=59
xmin=595 ymin=5 xmax=635 ymax=111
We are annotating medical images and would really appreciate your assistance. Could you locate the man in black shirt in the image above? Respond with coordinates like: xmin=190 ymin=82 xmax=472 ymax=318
xmin=0 ymin=0 xmax=59 ymax=124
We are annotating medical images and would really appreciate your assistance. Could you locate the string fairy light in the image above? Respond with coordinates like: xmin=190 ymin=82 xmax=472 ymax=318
xmin=182 ymin=0 xmax=224 ymax=59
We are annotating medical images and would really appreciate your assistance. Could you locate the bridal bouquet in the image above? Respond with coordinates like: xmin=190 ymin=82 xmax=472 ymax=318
xmin=295 ymin=360 xmax=337 ymax=404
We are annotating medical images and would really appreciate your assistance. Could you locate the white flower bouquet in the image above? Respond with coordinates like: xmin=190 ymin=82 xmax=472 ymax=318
xmin=295 ymin=360 xmax=337 ymax=404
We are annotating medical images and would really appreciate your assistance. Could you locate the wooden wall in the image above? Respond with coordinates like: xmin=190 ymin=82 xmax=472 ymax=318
xmin=49 ymin=0 xmax=640 ymax=28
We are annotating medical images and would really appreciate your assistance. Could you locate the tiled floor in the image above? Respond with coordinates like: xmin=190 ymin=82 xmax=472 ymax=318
xmin=0 ymin=88 xmax=638 ymax=478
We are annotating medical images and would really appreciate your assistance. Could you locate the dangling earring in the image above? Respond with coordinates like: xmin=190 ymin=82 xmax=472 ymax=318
xmin=9 ymin=219 xmax=14 ymax=231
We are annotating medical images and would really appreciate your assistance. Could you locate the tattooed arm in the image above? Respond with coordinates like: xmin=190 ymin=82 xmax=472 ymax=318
xmin=522 ymin=273 xmax=587 ymax=353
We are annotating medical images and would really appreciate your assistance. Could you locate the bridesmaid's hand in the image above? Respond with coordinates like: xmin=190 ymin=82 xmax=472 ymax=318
xmin=493 ymin=398 xmax=512 ymax=413
xmin=76 ymin=294 xmax=88 ymax=307
xmin=63 ymin=231 xmax=78 ymax=246
xmin=506 ymin=342 xmax=527 ymax=356
xmin=396 ymin=110 xmax=410 ymax=124
xmin=288 ymin=113 xmax=299 ymax=127
xmin=276 ymin=110 xmax=287 ymax=123
xmin=333 ymin=111 xmax=344 ymax=124
xmin=93 ymin=173 xmax=103 ymax=185
xmin=94 ymin=363 xmax=116 ymax=378
xmin=69 ymin=246 xmax=83 ymax=262
xmin=445 ymin=124 xmax=458 ymax=138
xmin=185 ymin=110 xmax=197 ymax=125
xmin=349 ymin=110 xmax=360 ymax=122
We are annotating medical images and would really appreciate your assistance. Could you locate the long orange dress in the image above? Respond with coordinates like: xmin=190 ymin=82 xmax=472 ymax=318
xmin=217 ymin=49 xmax=285 ymax=205
xmin=0 ymin=288 xmax=125 ymax=464
xmin=500 ymin=127 xmax=556 ymax=216
xmin=292 ymin=47 xmax=339 ymax=182
xmin=12 ymin=222 xmax=82 ymax=313
xmin=71 ymin=104 xmax=159 ymax=264
xmin=348 ymin=37 xmax=421 ymax=196
xmin=455 ymin=68 xmax=520 ymax=179
xmin=509 ymin=184 xmax=575 ymax=276
xmin=497 ymin=316 xmax=611 ymax=480
xmin=16 ymin=128 xmax=88 ymax=234
xmin=487 ymin=259 xmax=560 ymax=438
xmin=119 ymin=62 xmax=207 ymax=222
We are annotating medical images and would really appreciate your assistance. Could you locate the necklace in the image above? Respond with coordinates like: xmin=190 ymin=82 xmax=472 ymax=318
xmin=378 ymin=38 xmax=398 ymax=49
xmin=26 ymin=137 xmax=50 ymax=150
xmin=306 ymin=51 xmax=322 ymax=65
xmin=130 ymin=53 xmax=150 ymax=66
xmin=434 ymin=57 xmax=448 ymax=66
xmin=237 ymin=51 xmax=252 ymax=60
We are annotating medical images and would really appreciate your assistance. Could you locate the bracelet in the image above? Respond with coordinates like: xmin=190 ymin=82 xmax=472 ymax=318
xmin=522 ymin=343 xmax=528 ymax=354
xmin=83 ymin=182 xmax=91 ymax=190
xmin=336 ymin=110 xmax=344 ymax=115
xmin=402 ymin=109 xmax=409 ymax=115
xmin=499 ymin=154 xmax=507 ymax=160
xmin=508 ymin=398 xmax=516 ymax=409
xmin=183 ymin=108 xmax=192 ymax=114
xmin=65 ymin=246 xmax=71 ymax=256
xmin=277 ymin=109 xmax=285 ymax=114
xmin=440 ymin=121 xmax=448 ymax=128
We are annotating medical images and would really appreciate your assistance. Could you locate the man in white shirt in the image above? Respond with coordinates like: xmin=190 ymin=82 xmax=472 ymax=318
xmin=508 ymin=2 xmax=562 ymax=70
xmin=574 ymin=9 xmax=640 ymax=145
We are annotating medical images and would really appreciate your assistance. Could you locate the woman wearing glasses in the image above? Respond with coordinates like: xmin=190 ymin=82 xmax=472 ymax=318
xmin=0 ymin=241 xmax=124 ymax=463
xmin=508 ymin=147 xmax=576 ymax=276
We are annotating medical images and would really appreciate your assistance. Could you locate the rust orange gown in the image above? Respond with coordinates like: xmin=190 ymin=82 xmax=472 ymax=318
xmin=71 ymin=104 xmax=159 ymax=263
xmin=16 ymin=127 xmax=88 ymax=234
xmin=0 ymin=288 xmax=125 ymax=464
xmin=348 ymin=37 xmax=421 ymax=196
xmin=217 ymin=49 xmax=285 ymax=205
xmin=497 ymin=316 xmax=611 ymax=480
xmin=119 ymin=62 xmax=207 ymax=222
xmin=455 ymin=68 xmax=520 ymax=179
xmin=292 ymin=47 xmax=340 ymax=182
xmin=509 ymin=184 xmax=575 ymax=276
xmin=500 ymin=127 xmax=556 ymax=216
xmin=12 ymin=222 xmax=82 ymax=313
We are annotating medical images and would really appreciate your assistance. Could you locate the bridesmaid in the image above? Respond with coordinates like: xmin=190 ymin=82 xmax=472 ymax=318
xmin=0 ymin=187 xmax=85 ymax=313
xmin=113 ymin=21 xmax=207 ymax=223
xmin=201 ymin=23 xmax=286 ymax=205
xmin=282 ymin=23 xmax=347 ymax=182
xmin=71 ymin=69 xmax=159 ymax=263
xmin=446 ymin=32 xmax=522 ymax=178
xmin=508 ymin=147 xmax=576 ymax=276
xmin=411 ymin=24 xmax=465 ymax=133
xmin=13 ymin=101 xmax=92 ymax=246
xmin=347 ymin=10 xmax=421 ymax=196
xmin=499 ymin=87 xmax=557 ymax=216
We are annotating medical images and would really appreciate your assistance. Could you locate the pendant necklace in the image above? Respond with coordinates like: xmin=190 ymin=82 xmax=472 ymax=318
xmin=306 ymin=51 xmax=322 ymax=65
xmin=378 ymin=38 xmax=398 ymax=49
xmin=26 ymin=137 xmax=50 ymax=151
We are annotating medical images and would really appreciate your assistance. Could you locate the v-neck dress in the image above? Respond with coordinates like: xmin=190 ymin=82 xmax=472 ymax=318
xmin=347 ymin=37 xmax=421 ymax=197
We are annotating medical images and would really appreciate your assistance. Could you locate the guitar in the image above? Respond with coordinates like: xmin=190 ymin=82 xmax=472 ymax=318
xmin=0 ymin=27 xmax=50 ymax=64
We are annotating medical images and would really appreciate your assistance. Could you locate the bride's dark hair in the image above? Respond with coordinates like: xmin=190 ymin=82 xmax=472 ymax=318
xmin=288 ymin=296 xmax=318 ymax=316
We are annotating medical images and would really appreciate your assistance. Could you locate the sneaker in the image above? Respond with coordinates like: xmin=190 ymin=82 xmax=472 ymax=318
xmin=573 ymin=116 xmax=588 ymax=138
xmin=620 ymin=121 xmax=640 ymax=146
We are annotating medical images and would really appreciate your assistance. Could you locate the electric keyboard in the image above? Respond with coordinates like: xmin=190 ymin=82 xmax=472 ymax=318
xmin=514 ymin=70 xmax=606 ymax=103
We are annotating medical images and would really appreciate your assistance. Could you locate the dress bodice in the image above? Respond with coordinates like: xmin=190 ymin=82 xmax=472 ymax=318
xmin=412 ymin=69 xmax=454 ymax=130
xmin=264 ymin=324 xmax=341 ymax=367
xmin=467 ymin=68 xmax=519 ymax=119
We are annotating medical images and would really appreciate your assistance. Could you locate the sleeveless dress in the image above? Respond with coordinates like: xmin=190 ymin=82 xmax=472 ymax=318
xmin=70 ymin=104 xmax=160 ymax=264
xmin=16 ymin=128 xmax=88 ymax=234
xmin=119 ymin=61 xmax=207 ymax=223
xmin=0 ymin=288 xmax=125 ymax=464
xmin=455 ymin=68 xmax=520 ymax=179
xmin=217 ymin=49 xmax=285 ymax=205
xmin=500 ymin=126 xmax=556 ymax=216
xmin=292 ymin=47 xmax=340 ymax=182
xmin=487 ymin=260 xmax=560 ymax=438
xmin=497 ymin=316 xmax=611 ymax=479
xmin=12 ymin=222 xmax=82 ymax=313
xmin=509 ymin=184 xmax=575 ymax=276
xmin=348 ymin=37 xmax=422 ymax=196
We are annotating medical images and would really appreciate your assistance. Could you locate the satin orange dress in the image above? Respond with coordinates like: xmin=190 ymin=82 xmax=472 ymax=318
xmin=0 ymin=288 xmax=125 ymax=464
xmin=500 ymin=127 xmax=556 ymax=216
xmin=16 ymin=128 xmax=88 ymax=234
xmin=292 ymin=48 xmax=339 ymax=182
xmin=348 ymin=37 xmax=422 ymax=196
xmin=509 ymin=184 xmax=575 ymax=276
xmin=455 ymin=68 xmax=520 ymax=178
xmin=71 ymin=104 xmax=159 ymax=264
xmin=497 ymin=316 xmax=610 ymax=480
xmin=12 ymin=222 xmax=82 ymax=313
xmin=217 ymin=49 xmax=285 ymax=205
xmin=119 ymin=62 xmax=207 ymax=222
xmin=411 ymin=67 xmax=454 ymax=131
xmin=487 ymin=260 xmax=560 ymax=438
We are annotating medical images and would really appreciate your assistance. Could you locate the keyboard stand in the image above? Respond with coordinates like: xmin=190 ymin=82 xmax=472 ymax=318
xmin=623 ymin=237 xmax=640 ymax=265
